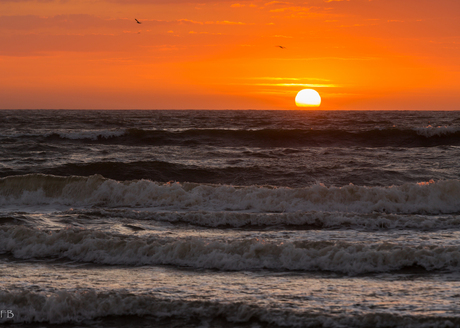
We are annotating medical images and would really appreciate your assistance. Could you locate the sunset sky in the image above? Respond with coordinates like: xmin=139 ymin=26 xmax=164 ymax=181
xmin=1 ymin=0 xmax=459 ymax=110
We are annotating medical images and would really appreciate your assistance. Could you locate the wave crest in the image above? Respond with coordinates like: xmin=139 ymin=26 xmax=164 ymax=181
xmin=2 ymin=289 xmax=458 ymax=327
xmin=8 ymin=126 xmax=460 ymax=147
xmin=1 ymin=174 xmax=460 ymax=214
xmin=1 ymin=225 xmax=460 ymax=274
xmin=414 ymin=125 xmax=460 ymax=137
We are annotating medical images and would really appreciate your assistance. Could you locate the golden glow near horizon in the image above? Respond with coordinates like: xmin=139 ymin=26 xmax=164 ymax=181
xmin=0 ymin=0 xmax=459 ymax=109
xmin=295 ymin=89 xmax=321 ymax=107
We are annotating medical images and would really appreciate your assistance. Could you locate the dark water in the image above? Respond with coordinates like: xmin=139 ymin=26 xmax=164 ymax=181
xmin=1 ymin=110 xmax=460 ymax=327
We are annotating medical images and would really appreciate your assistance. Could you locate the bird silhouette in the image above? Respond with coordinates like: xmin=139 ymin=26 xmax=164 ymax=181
xmin=135 ymin=19 xmax=142 ymax=24
xmin=276 ymin=45 xmax=286 ymax=49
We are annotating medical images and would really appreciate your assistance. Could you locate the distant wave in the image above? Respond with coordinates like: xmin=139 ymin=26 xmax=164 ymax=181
xmin=0 ymin=129 xmax=127 ymax=141
xmin=1 ymin=174 xmax=460 ymax=214
xmin=1 ymin=225 xmax=460 ymax=274
xmin=53 ymin=129 xmax=127 ymax=140
xmin=23 ymin=160 xmax=300 ymax=186
xmin=5 ymin=127 xmax=460 ymax=147
xmin=414 ymin=125 xmax=460 ymax=137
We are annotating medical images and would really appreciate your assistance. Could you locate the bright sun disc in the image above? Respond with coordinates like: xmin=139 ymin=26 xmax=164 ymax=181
xmin=295 ymin=89 xmax=321 ymax=107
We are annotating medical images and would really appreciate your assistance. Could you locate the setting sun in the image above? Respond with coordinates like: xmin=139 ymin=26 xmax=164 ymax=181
xmin=295 ymin=89 xmax=321 ymax=107
xmin=1 ymin=0 xmax=459 ymax=109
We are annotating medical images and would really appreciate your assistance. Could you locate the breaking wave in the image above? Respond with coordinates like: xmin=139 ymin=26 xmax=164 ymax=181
xmin=414 ymin=125 xmax=460 ymax=137
xmin=1 ymin=174 xmax=460 ymax=214
xmin=1 ymin=289 xmax=458 ymax=327
xmin=52 ymin=129 xmax=127 ymax=140
xmin=6 ymin=127 xmax=460 ymax=147
xmin=1 ymin=225 xmax=460 ymax=274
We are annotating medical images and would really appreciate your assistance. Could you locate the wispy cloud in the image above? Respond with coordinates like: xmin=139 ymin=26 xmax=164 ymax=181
xmin=264 ymin=1 xmax=291 ymax=5
xmin=269 ymin=6 xmax=309 ymax=12
xmin=189 ymin=31 xmax=222 ymax=34
xmin=252 ymin=83 xmax=338 ymax=87
xmin=213 ymin=20 xmax=246 ymax=25
xmin=249 ymin=77 xmax=332 ymax=82
xmin=273 ymin=56 xmax=381 ymax=61
xmin=0 ymin=15 xmax=247 ymax=31
xmin=230 ymin=3 xmax=258 ymax=7
xmin=178 ymin=19 xmax=204 ymax=25
xmin=179 ymin=18 xmax=246 ymax=25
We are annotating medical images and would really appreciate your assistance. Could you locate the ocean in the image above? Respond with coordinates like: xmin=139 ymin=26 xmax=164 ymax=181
xmin=1 ymin=109 xmax=460 ymax=328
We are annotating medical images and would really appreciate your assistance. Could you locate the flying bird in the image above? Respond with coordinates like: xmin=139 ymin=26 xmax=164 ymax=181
xmin=135 ymin=19 xmax=142 ymax=24
xmin=276 ymin=45 xmax=286 ymax=49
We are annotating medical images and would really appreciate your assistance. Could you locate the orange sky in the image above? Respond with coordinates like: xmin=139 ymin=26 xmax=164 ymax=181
xmin=1 ymin=0 xmax=459 ymax=109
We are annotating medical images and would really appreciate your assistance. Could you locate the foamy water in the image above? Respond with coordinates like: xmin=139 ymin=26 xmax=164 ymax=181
xmin=1 ymin=110 xmax=460 ymax=327
xmin=2 ymin=174 xmax=460 ymax=214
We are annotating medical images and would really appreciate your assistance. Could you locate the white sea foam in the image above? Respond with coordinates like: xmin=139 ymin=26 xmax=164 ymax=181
xmin=1 ymin=225 xmax=459 ymax=274
xmin=1 ymin=174 xmax=460 ymax=214
xmin=414 ymin=125 xmax=460 ymax=137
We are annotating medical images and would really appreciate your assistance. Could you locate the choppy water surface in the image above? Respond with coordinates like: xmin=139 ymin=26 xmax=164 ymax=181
xmin=1 ymin=110 xmax=460 ymax=327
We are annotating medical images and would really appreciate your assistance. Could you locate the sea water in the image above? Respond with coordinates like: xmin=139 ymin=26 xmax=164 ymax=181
xmin=1 ymin=110 xmax=460 ymax=327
